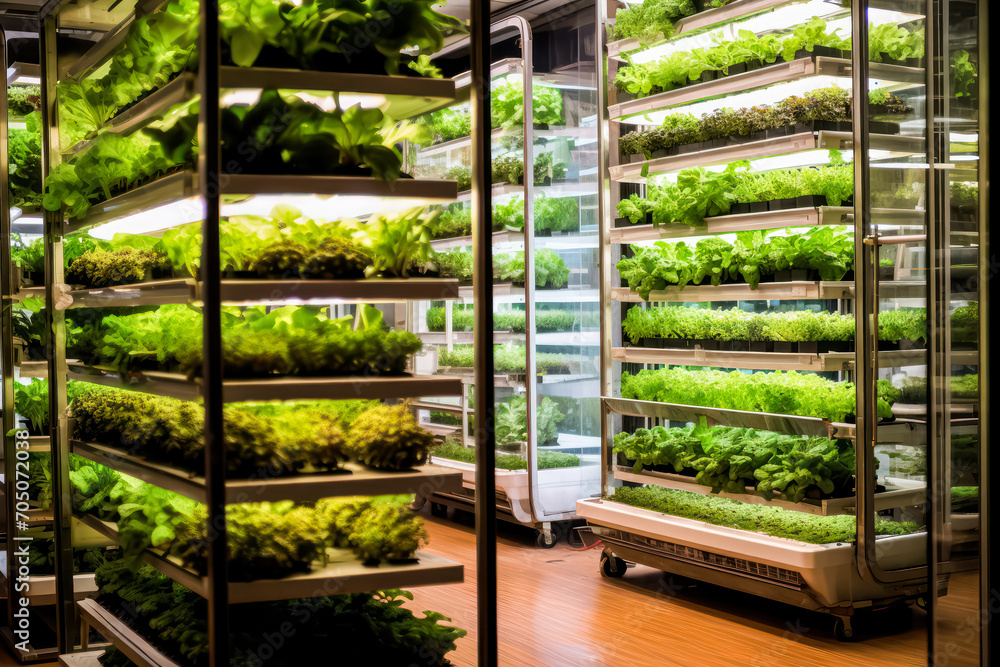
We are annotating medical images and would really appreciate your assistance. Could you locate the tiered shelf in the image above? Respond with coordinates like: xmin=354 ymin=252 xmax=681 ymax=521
xmin=35 ymin=3 xmax=484 ymax=663
xmin=589 ymin=0 xmax=937 ymax=618
xmin=70 ymin=439 xmax=464 ymax=504
xmin=75 ymin=514 xmax=463 ymax=603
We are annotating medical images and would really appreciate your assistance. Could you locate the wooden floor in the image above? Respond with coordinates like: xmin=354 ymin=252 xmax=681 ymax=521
xmin=408 ymin=508 xmax=948 ymax=667
xmin=2 ymin=510 xmax=982 ymax=667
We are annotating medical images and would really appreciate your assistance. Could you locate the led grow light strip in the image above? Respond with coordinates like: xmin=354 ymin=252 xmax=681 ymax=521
xmin=643 ymin=148 xmax=911 ymax=186
xmin=624 ymin=7 xmax=919 ymax=65
xmin=621 ymin=70 xmax=907 ymax=126
xmin=219 ymin=89 xmax=388 ymax=112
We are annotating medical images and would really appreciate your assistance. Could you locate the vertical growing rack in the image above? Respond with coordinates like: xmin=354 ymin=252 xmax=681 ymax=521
xmin=407 ymin=11 xmax=603 ymax=547
xmin=579 ymin=0 xmax=964 ymax=638
xmin=4 ymin=28 xmax=104 ymax=662
xmin=23 ymin=0 xmax=496 ymax=663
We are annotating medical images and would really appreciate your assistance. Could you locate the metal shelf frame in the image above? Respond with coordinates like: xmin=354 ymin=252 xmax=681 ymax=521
xmin=591 ymin=0 xmax=974 ymax=627
xmin=23 ymin=1 xmax=499 ymax=664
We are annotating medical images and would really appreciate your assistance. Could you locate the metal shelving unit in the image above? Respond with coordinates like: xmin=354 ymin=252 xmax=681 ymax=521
xmin=8 ymin=0 xmax=499 ymax=663
xmin=579 ymin=0 xmax=958 ymax=640
xmin=406 ymin=13 xmax=602 ymax=547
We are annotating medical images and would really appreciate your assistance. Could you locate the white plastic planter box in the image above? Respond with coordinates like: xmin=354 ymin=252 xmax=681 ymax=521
xmin=431 ymin=457 xmax=601 ymax=523
xmin=578 ymin=498 xmax=927 ymax=608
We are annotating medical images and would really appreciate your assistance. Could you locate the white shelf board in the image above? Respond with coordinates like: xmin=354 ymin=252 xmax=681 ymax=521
xmin=611 ymin=281 xmax=854 ymax=303
xmin=610 ymin=57 xmax=925 ymax=124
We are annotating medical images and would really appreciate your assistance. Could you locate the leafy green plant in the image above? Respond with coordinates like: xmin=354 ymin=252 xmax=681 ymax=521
xmin=613 ymin=422 xmax=854 ymax=502
xmin=619 ymin=87 xmax=883 ymax=157
xmin=68 ymin=304 xmax=423 ymax=378
xmin=71 ymin=386 xmax=365 ymax=475
xmin=951 ymin=50 xmax=978 ymax=98
xmin=438 ymin=343 xmax=583 ymax=375
xmin=447 ymin=165 xmax=472 ymax=191
xmin=617 ymin=227 xmax=854 ymax=299
xmin=611 ymin=0 xmax=696 ymax=43
xmin=7 ymin=84 xmax=41 ymax=117
xmin=346 ymin=404 xmax=435 ymax=470
xmin=495 ymin=396 xmax=565 ymax=447
xmin=8 ymin=111 xmax=43 ymax=209
xmin=433 ymin=440 xmax=580 ymax=469
xmin=615 ymin=19 xmax=920 ymax=99
xmin=534 ymin=196 xmax=578 ymax=233
xmin=621 ymin=367 xmax=897 ymax=421
xmin=609 ymin=486 xmax=918 ymax=544
xmin=419 ymin=108 xmax=471 ymax=144
xmin=426 ymin=307 xmax=577 ymax=333
xmin=490 ymin=82 xmax=564 ymax=130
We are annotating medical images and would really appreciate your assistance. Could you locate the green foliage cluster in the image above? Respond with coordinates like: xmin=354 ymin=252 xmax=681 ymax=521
xmin=14 ymin=379 xmax=89 ymax=434
xmin=432 ymin=441 xmax=581 ymax=470
xmin=68 ymin=304 xmax=422 ymax=378
xmin=617 ymin=228 xmax=854 ymax=300
xmin=897 ymin=374 xmax=978 ymax=404
xmin=491 ymin=82 xmax=564 ymax=129
xmin=425 ymin=306 xmax=577 ymax=333
xmin=8 ymin=111 xmax=43 ymax=209
xmin=611 ymin=0 xmax=696 ymax=43
xmin=8 ymin=84 xmax=41 ymax=117
xmin=429 ymin=200 xmax=525 ymax=240
xmin=496 ymin=396 xmax=565 ymax=447
xmin=618 ymin=161 xmax=746 ymax=226
xmin=614 ymin=422 xmax=855 ymax=502
xmin=951 ymin=182 xmax=978 ymax=209
xmin=534 ymin=196 xmax=579 ymax=233
xmin=420 ymin=108 xmax=472 ymax=144
xmin=434 ymin=249 xmax=569 ymax=289
xmin=609 ymin=486 xmax=919 ymax=544
xmin=620 ymin=368 xmax=899 ymax=421
xmin=437 ymin=343 xmax=580 ymax=375
xmin=619 ymin=87 xmax=873 ymax=156
xmin=731 ymin=160 xmax=854 ymax=205
xmin=159 ymin=205 xmax=437 ymax=282
xmin=59 ymin=0 xmax=458 ymax=144
xmin=345 ymin=404 xmax=436 ymax=470
xmin=617 ymin=152 xmax=853 ymax=226
xmin=616 ymin=18 xmax=851 ymax=97
xmin=69 ymin=386 xmax=381 ymax=475
xmin=95 ymin=559 xmax=464 ymax=667
xmin=24 ymin=540 xmax=117 ymax=576
xmin=71 ymin=462 xmax=428 ymax=576
xmin=950 ymin=50 xmax=978 ymax=98
xmin=47 ymin=94 xmax=427 ymax=219
xmin=217 ymin=0 xmax=461 ymax=74
xmin=622 ymin=305 xmax=930 ymax=344
xmin=616 ymin=19 xmax=921 ymax=98
xmin=57 ymin=0 xmax=197 ymax=145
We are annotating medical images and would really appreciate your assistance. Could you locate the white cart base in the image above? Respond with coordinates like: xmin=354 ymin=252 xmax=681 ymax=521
xmin=577 ymin=497 xmax=939 ymax=634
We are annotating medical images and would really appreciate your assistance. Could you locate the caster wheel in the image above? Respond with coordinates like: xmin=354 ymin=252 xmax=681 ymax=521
xmin=430 ymin=503 xmax=448 ymax=518
xmin=600 ymin=551 xmax=628 ymax=578
xmin=833 ymin=617 xmax=855 ymax=642
xmin=535 ymin=528 xmax=558 ymax=548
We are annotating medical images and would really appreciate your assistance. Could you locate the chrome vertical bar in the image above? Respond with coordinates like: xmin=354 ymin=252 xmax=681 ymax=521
xmin=40 ymin=15 xmax=74 ymax=653
xmin=197 ymin=0 xmax=228 ymax=665
xmin=470 ymin=0 xmax=497 ymax=663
